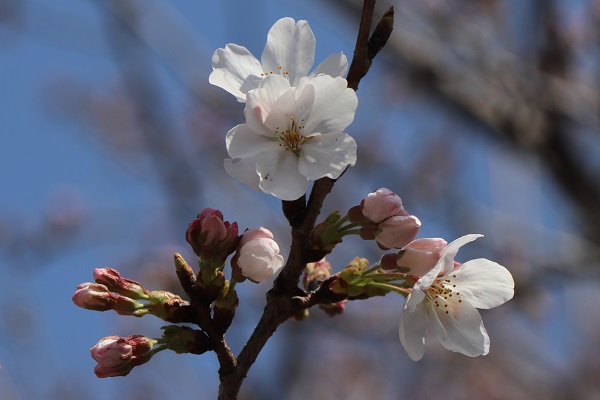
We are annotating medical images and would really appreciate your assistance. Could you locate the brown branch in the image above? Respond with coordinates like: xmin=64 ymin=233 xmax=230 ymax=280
xmin=174 ymin=255 xmax=237 ymax=375
xmin=347 ymin=1 xmax=395 ymax=91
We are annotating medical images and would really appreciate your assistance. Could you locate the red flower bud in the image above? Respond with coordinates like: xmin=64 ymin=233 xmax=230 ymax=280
xmin=186 ymin=209 xmax=239 ymax=266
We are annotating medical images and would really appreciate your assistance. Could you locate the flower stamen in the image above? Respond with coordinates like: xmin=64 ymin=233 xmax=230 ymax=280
xmin=425 ymin=276 xmax=463 ymax=313
xmin=274 ymin=116 xmax=312 ymax=154
xmin=261 ymin=66 xmax=290 ymax=79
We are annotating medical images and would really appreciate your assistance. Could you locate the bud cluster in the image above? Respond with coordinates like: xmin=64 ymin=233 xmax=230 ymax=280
xmin=308 ymin=188 xmax=421 ymax=260
xmin=73 ymin=267 xmax=195 ymax=323
xmin=181 ymin=211 xmax=285 ymax=335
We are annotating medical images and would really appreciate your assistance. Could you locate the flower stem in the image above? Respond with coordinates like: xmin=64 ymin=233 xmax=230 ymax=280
xmin=360 ymin=263 xmax=382 ymax=276
xmin=367 ymin=282 xmax=411 ymax=296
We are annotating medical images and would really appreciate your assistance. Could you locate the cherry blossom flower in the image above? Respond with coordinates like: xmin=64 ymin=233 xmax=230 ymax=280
xmin=210 ymin=17 xmax=348 ymax=102
xmin=225 ymin=74 xmax=358 ymax=200
xmin=399 ymin=234 xmax=514 ymax=361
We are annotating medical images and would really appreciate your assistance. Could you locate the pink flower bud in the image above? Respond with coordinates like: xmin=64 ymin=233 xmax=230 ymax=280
xmin=362 ymin=188 xmax=406 ymax=223
xmin=202 ymin=213 xmax=228 ymax=245
xmin=72 ymin=283 xmax=111 ymax=310
xmin=233 ymin=227 xmax=284 ymax=282
xmin=375 ymin=215 xmax=421 ymax=249
xmin=396 ymin=238 xmax=448 ymax=277
xmin=72 ymin=283 xmax=144 ymax=315
xmin=90 ymin=335 xmax=156 ymax=378
xmin=93 ymin=267 xmax=148 ymax=299
xmin=91 ymin=335 xmax=132 ymax=368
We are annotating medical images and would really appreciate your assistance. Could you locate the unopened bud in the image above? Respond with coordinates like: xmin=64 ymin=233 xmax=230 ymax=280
xmin=93 ymin=267 xmax=148 ymax=300
xmin=396 ymin=238 xmax=447 ymax=276
xmin=361 ymin=188 xmax=406 ymax=223
xmin=375 ymin=215 xmax=421 ymax=249
xmin=232 ymin=227 xmax=284 ymax=283
xmin=90 ymin=335 xmax=157 ymax=378
xmin=73 ymin=283 xmax=145 ymax=315
xmin=186 ymin=208 xmax=239 ymax=267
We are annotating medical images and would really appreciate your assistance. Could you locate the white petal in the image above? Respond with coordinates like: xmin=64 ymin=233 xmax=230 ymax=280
xmin=297 ymin=75 xmax=358 ymax=135
xmin=261 ymin=18 xmax=315 ymax=86
xmin=439 ymin=234 xmax=483 ymax=276
xmin=224 ymin=157 xmax=260 ymax=190
xmin=430 ymin=297 xmax=490 ymax=357
xmin=226 ymin=124 xmax=279 ymax=159
xmin=256 ymin=149 xmax=308 ymax=200
xmin=416 ymin=261 xmax=442 ymax=291
xmin=246 ymin=75 xmax=295 ymax=134
xmin=450 ymin=259 xmax=514 ymax=309
xmin=298 ymin=133 xmax=357 ymax=179
xmin=209 ymin=44 xmax=263 ymax=102
xmin=310 ymin=52 xmax=348 ymax=78
xmin=399 ymin=292 xmax=429 ymax=361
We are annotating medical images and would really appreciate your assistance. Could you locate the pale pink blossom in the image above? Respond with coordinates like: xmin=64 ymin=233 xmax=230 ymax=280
xmin=233 ymin=227 xmax=284 ymax=282
xmin=399 ymin=235 xmax=514 ymax=361
xmin=225 ymin=74 xmax=357 ymax=200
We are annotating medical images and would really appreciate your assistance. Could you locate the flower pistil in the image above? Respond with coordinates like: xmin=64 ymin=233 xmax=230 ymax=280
xmin=275 ymin=116 xmax=312 ymax=153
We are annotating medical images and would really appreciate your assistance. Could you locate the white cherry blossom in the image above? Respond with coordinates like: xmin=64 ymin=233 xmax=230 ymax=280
xmin=209 ymin=17 xmax=348 ymax=102
xmin=399 ymin=234 xmax=514 ymax=361
xmin=225 ymin=73 xmax=358 ymax=200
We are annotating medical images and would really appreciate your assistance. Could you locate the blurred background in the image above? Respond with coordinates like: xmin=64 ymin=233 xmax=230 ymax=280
xmin=2 ymin=0 xmax=600 ymax=398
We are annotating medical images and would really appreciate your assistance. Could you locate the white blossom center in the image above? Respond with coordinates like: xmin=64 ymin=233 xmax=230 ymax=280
xmin=425 ymin=273 xmax=462 ymax=315
xmin=274 ymin=116 xmax=312 ymax=154
xmin=260 ymin=65 xmax=290 ymax=79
